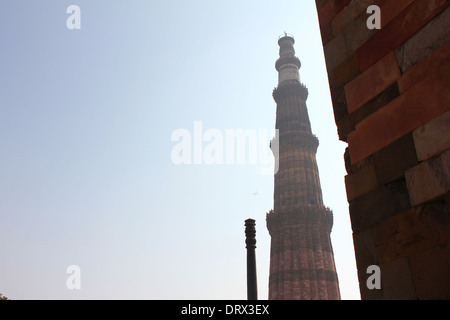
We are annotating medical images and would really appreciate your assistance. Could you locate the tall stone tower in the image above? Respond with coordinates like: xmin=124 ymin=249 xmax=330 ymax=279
xmin=266 ymin=35 xmax=340 ymax=300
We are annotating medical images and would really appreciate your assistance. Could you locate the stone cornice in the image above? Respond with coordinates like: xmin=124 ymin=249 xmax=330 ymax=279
xmin=266 ymin=205 xmax=334 ymax=235
xmin=273 ymin=81 xmax=309 ymax=103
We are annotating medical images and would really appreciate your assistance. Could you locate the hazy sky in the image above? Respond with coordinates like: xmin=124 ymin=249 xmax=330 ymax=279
xmin=0 ymin=0 xmax=360 ymax=300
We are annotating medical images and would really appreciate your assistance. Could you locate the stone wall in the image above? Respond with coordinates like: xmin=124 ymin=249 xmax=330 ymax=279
xmin=315 ymin=0 xmax=450 ymax=299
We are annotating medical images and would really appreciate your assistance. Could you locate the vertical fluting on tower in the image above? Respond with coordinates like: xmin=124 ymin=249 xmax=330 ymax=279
xmin=266 ymin=35 xmax=340 ymax=300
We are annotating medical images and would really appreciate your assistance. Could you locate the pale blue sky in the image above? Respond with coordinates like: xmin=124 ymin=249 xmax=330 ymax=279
xmin=0 ymin=1 xmax=360 ymax=299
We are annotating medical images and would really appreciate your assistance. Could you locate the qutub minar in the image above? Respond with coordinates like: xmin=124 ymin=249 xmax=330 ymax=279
xmin=266 ymin=35 xmax=341 ymax=300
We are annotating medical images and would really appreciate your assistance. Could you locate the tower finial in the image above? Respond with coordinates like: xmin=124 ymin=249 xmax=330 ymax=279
xmin=275 ymin=35 xmax=301 ymax=85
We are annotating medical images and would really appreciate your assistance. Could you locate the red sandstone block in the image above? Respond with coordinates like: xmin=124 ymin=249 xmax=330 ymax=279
xmin=316 ymin=0 xmax=329 ymax=11
xmin=324 ymin=1 xmax=386 ymax=71
xmin=349 ymin=179 xmax=410 ymax=232
xmin=380 ymin=0 xmax=414 ymax=28
xmin=413 ymin=110 xmax=450 ymax=162
xmin=332 ymin=0 xmax=387 ymax=36
xmin=353 ymin=230 xmax=375 ymax=272
xmin=345 ymin=52 xmax=400 ymax=113
xmin=347 ymin=63 xmax=450 ymax=164
xmin=320 ymin=21 xmax=334 ymax=46
xmin=345 ymin=162 xmax=378 ymax=201
xmin=373 ymin=202 xmax=450 ymax=263
xmin=379 ymin=258 xmax=417 ymax=299
xmin=352 ymin=230 xmax=383 ymax=300
xmin=357 ymin=0 xmax=450 ymax=71
xmin=319 ymin=1 xmax=338 ymax=28
xmin=405 ymin=149 xmax=450 ymax=206
xmin=398 ymin=39 xmax=450 ymax=93
xmin=373 ymin=133 xmax=418 ymax=185
xmin=318 ymin=0 xmax=352 ymax=28
xmin=329 ymin=55 xmax=360 ymax=89
xmin=395 ymin=7 xmax=450 ymax=73
xmin=336 ymin=114 xmax=354 ymax=142
xmin=323 ymin=33 xmax=348 ymax=74
xmin=409 ymin=246 xmax=450 ymax=299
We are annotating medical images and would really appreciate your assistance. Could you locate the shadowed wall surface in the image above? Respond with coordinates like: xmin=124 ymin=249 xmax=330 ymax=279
xmin=315 ymin=0 xmax=450 ymax=299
